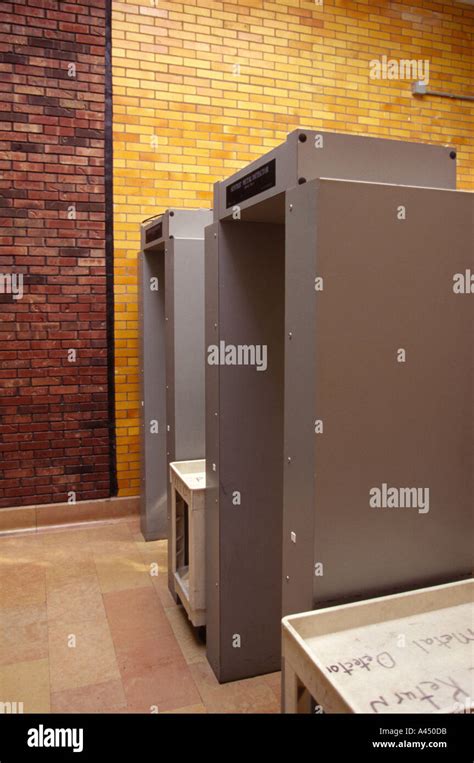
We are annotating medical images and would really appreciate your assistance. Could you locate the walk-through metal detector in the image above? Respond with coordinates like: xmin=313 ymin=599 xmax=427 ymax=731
xmin=205 ymin=129 xmax=472 ymax=682
xmin=139 ymin=209 xmax=212 ymax=599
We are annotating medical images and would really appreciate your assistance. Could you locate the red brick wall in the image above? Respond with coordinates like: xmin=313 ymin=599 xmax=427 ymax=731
xmin=0 ymin=0 xmax=113 ymax=508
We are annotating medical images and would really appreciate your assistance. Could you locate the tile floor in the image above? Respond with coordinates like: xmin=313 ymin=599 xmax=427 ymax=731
xmin=0 ymin=519 xmax=280 ymax=713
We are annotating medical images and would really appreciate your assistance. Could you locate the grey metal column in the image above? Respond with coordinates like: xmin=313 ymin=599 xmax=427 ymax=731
xmin=139 ymin=209 xmax=212 ymax=601
xmin=139 ymin=240 xmax=167 ymax=540
xmin=283 ymin=178 xmax=473 ymax=614
xmin=205 ymin=221 xmax=285 ymax=682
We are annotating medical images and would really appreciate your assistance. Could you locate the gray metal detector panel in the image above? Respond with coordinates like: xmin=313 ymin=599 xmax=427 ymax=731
xmin=171 ymin=241 xmax=206 ymax=462
xmin=214 ymin=129 xmax=456 ymax=221
xmin=139 ymin=247 xmax=167 ymax=540
xmin=207 ymin=132 xmax=464 ymax=683
xmin=204 ymin=223 xmax=220 ymax=674
xmin=205 ymin=220 xmax=285 ymax=682
xmin=139 ymin=209 xmax=211 ymax=556
xmin=282 ymin=178 xmax=473 ymax=619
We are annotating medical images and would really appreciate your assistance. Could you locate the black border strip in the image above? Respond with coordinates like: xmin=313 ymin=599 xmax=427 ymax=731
xmin=225 ymin=158 xmax=276 ymax=208
xmin=105 ymin=0 xmax=118 ymax=496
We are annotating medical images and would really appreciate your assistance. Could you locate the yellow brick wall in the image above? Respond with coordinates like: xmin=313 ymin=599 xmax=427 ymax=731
xmin=112 ymin=0 xmax=474 ymax=495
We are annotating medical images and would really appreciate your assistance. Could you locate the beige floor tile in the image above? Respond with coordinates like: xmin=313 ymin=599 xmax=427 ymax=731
xmin=0 ymin=563 xmax=46 ymax=609
xmin=51 ymin=678 xmax=127 ymax=713
xmin=134 ymin=537 xmax=167 ymax=560
xmin=0 ymin=603 xmax=48 ymax=666
xmin=262 ymin=670 xmax=282 ymax=703
xmin=134 ymin=535 xmax=170 ymax=567
xmin=84 ymin=522 xmax=134 ymax=550
xmin=115 ymin=633 xmax=183 ymax=680
xmin=123 ymin=661 xmax=201 ymax=713
xmin=45 ymin=549 xmax=98 ymax=589
xmin=0 ymin=533 xmax=45 ymax=561
xmin=165 ymin=606 xmax=206 ymax=665
xmin=41 ymin=527 xmax=92 ymax=550
xmin=94 ymin=551 xmax=153 ymax=593
xmin=246 ymin=703 xmax=280 ymax=714
xmin=134 ymin=552 xmax=165 ymax=583
xmin=48 ymin=618 xmax=120 ymax=693
xmin=0 ymin=658 xmax=50 ymax=713
xmin=125 ymin=518 xmax=140 ymax=536
xmin=42 ymin=522 xmax=131 ymax=548
xmin=46 ymin=576 xmax=106 ymax=625
xmin=0 ymin=524 xmax=282 ymax=715
xmin=150 ymin=571 xmax=179 ymax=610
xmin=133 ymin=538 xmax=167 ymax=589
xmin=190 ymin=661 xmax=279 ymax=714
xmin=103 ymin=587 xmax=172 ymax=647
xmin=135 ymin=539 xmax=171 ymax=599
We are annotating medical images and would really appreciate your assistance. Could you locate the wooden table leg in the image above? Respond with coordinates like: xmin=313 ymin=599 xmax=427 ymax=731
xmin=282 ymin=658 xmax=312 ymax=713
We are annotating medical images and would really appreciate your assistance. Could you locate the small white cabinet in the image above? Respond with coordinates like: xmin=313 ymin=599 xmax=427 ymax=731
xmin=170 ymin=459 xmax=206 ymax=627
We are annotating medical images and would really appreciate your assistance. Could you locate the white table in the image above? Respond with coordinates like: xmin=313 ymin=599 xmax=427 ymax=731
xmin=282 ymin=579 xmax=473 ymax=714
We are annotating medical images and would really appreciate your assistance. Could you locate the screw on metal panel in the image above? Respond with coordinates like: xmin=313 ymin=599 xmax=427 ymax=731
xmin=169 ymin=210 xmax=174 ymax=216
xmin=298 ymin=133 xmax=307 ymax=143
xmin=287 ymin=457 xmax=291 ymax=463
xmin=286 ymin=575 xmax=290 ymax=582
xmin=298 ymin=177 xmax=307 ymax=185
xmin=289 ymin=204 xmax=293 ymax=212
xmin=214 ymin=412 xmax=218 ymax=417
xmin=212 ymin=463 xmax=216 ymax=471
xmin=214 ymin=233 xmax=217 ymax=238
xmin=450 ymin=150 xmax=456 ymax=159
xmin=288 ymin=332 xmax=292 ymax=339
xmin=214 ymin=322 xmax=217 ymax=328
xmin=169 ymin=235 xmax=174 ymax=239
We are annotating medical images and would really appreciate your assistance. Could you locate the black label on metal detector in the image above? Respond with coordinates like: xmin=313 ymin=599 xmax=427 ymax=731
xmin=226 ymin=158 xmax=276 ymax=208
xmin=145 ymin=220 xmax=163 ymax=244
